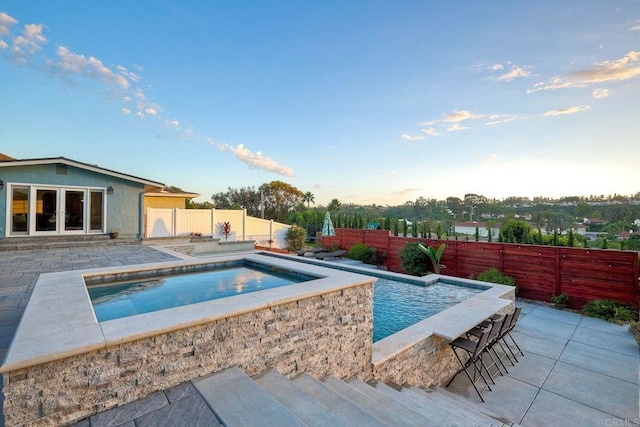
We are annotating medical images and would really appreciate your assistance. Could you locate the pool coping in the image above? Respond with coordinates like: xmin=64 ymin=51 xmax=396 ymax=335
xmin=0 ymin=253 xmax=376 ymax=372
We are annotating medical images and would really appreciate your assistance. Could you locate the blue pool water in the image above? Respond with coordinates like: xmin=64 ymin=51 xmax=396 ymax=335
xmin=373 ymin=277 xmax=484 ymax=342
xmin=88 ymin=265 xmax=313 ymax=322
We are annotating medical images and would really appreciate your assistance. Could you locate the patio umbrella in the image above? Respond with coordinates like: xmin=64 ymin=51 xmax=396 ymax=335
xmin=322 ymin=212 xmax=336 ymax=236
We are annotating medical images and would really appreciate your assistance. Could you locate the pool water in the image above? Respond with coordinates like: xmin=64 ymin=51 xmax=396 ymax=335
xmin=88 ymin=265 xmax=313 ymax=322
xmin=373 ymin=277 xmax=484 ymax=342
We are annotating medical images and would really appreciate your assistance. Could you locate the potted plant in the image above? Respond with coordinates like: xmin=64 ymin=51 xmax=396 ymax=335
xmin=109 ymin=228 xmax=119 ymax=239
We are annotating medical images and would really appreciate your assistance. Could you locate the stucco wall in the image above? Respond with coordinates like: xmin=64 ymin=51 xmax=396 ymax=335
xmin=0 ymin=163 xmax=146 ymax=238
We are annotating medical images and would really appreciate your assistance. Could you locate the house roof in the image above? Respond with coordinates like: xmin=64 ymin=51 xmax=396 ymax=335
xmin=0 ymin=153 xmax=16 ymax=161
xmin=144 ymin=188 xmax=201 ymax=199
xmin=0 ymin=156 xmax=165 ymax=190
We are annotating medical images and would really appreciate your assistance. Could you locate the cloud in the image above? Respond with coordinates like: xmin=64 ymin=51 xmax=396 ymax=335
xmin=447 ymin=123 xmax=468 ymax=132
xmin=8 ymin=21 xmax=47 ymax=63
xmin=592 ymin=88 xmax=609 ymax=99
xmin=490 ymin=63 xmax=504 ymax=71
xmin=421 ymin=127 xmax=440 ymax=136
xmin=121 ymin=107 xmax=131 ymax=115
xmin=543 ymin=105 xmax=591 ymax=116
xmin=145 ymin=107 xmax=158 ymax=115
xmin=55 ymin=46 xmax=130 ymax=89
xmin=0 ymin=12 xmax=17 ymax=36
xmin=217 ymin=144 xmax=294 ymax=177
xmin=632 ymin=20 xmax=640 ymax=31
xmin=570 ymin=51 xmax=640 ymax=83
xmin=0 ymin=40 xmax=7 ymax=49
xmin=528 ymin=51 xmax=640 ymax=92
xmin=401 ymin=134 xmax=424 ymax=141
xmin=496 ymin=65 xmax=531 ymax=81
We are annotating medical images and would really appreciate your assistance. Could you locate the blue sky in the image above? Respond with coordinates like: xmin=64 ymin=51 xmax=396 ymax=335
xmin=1 ymin=1 xmax=639 ymax=206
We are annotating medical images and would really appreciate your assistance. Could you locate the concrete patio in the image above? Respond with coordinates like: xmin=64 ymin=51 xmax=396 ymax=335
xmin=0 ymin=245 xmax=638 ymax=426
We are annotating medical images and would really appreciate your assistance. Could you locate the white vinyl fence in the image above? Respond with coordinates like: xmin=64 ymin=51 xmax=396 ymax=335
xmin=145 ymin=208 xmax=291 ymax=249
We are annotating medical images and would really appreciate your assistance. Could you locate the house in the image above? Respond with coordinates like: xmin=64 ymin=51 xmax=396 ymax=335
xmin=0 ymin=154 xmax=165 ymax=240
xmin=453 ymin=221 xmax=500 ymax=239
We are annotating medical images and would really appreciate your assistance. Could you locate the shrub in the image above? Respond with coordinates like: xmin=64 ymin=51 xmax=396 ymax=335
xmin=363 ymin=248 xmax=387 ymax=266
xmin=347 ymin=243 xmax=370 ymax=261
xmin=285 ymin=226 xmax=307 ymax=251
xmin=582 ymin=299 xmax=636 ymax=324
xmin=476 ymin=267 xmax=517 ymax=293
xmin=399 ymin=242 xmax=431 ymax=276
xmin=551 ymin=293 xmax=569 ymax=310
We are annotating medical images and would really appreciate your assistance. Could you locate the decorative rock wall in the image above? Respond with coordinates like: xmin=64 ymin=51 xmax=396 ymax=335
xmin=372 ymin=298 xmax=514 ymax=388
xmin=2 ymin=284 xmax=374 ymax=426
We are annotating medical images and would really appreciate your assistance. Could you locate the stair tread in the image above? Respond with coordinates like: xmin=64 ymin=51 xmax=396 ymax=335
xmin=254 ymin=369 xmax=348 ymax=427
xmin=431 ymin=387 xmax=516 ymax=424
xmin=292 ymin=373 xmax=387 ymax=427
xmin=402 ymin=386 xmax=499 ymax=426
xmin=323 ymin=375 xmax=420 ymax=427
xmin=193 ymin=367 xmax=302 ymax=426
xmin=345 ymin=378 xmax=441 ymax=427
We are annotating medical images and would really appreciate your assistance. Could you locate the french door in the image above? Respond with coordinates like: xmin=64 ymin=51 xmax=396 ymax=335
xmin=9 ymin=185 xmax=107 ymax=236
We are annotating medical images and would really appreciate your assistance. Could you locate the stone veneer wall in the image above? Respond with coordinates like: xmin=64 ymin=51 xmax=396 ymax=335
xmin=3 ymin=284 xmax=374 ymax=426
xmin=373 ymin=296 xmax=515 ymax=388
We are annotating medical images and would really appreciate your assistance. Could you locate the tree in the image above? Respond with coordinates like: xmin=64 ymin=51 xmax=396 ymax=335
xmin=328 ymin=198 xmax=342 ymax=215
xmin=464 ymin=193 xmax=487 ymax=221
xmin=446 ymin=197 xmax=464 ymax=220
xmin=500 ymin=218 xmax=534 ymax=244
xmin=259 ymin=181 xmax=304 ymax=222
xmin=302 ymin=191 xmax=315 ymax=209
xmin=211 ymin=186 xmax=261 ymax=216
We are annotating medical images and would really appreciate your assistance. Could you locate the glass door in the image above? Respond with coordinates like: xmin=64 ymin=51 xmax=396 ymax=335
xmin=35 ymin=189 xmax=59 ymax=233
xmin=63 ymin=189 xmax=85 ymax=233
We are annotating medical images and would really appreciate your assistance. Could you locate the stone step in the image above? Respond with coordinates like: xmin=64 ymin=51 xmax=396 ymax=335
xmin=193 ymin=366 xmax=303 ymax=426
xmin=401 ymin=385 xmax=499 ymax=426
xmin=253 ymin=369 xmax=348 ymax=426
xmin=0 ymin=236 xmax=139 ymax=251
xmin=322 ymin=375 xmax=420 ymax=426
xmin=429 ymin=386 xmax=519 ymax=426
xmin=343 ymin=377 xmax=439 ymax=426
xmin=292 ymin=372 xmax=388 ymax=427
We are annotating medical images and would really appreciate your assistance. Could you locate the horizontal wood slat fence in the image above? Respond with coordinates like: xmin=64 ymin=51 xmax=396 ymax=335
xmin=322 ymin=229 xmax=639 ymax=311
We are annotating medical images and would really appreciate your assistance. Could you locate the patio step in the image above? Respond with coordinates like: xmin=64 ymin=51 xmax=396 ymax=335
xmin=193 ymin=366 xmax=519 ymax=426
xmin=0 ymin=235 xmax=140 ymax=251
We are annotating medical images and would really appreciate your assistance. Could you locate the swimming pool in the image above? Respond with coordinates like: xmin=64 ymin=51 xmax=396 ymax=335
xmin=373 ymin=277 xmax=483 ymax=342
xmin=87 ymin=263 xmax=316 ymax=322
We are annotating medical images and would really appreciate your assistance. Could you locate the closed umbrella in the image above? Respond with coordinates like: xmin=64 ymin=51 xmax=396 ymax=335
xmin=322 ymin=212 xmax=335 ymax=236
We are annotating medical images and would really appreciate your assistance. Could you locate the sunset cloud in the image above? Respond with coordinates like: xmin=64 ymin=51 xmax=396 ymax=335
xmin=401 ymin=134 xmax=424 ymax=141
xmin=496 ymin=65 xmax=531 ymax=81
xmin=592 ymin=88 xmax=609 ymax=99
xmin=528 ymin=51 xmax=640 ymax=92
xmin=217 ymin=144 xmax=294 ymax=177
xmin=0 ymin=12 xmax=17 ymax=36
xmin=543 ymin=105 xmax=591 ymax=116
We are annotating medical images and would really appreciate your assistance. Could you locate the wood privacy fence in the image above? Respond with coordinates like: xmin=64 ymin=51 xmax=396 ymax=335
xmin=145 ymin=208 xmax=291 ymax=249
xmin=322 ymin=229 xmax=640 ymax=311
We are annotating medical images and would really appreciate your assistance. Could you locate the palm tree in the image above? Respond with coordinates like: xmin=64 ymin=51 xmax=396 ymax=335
xmin=328 ymin=198 xmax=341 ymax=215
xmin=302 ymin=191 xmax=315 ymax=209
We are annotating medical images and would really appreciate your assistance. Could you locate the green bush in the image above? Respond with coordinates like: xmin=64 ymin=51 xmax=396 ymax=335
xmin=347 ymin=243 xmax=370 ymax=261
xmin=551 ymin=293 xmax=569 ymax=310
xmin=399 ymin=242 xmax=431 ymax=276
xmin=582 ymin=299 xmax=636 ymax=324
xmin=363 ymin=248 xmax=387 ymax=266
xmin=285 ymin=226 xmax=307 ymax=251
xmin=476 ymin=267 xmax=517 ymax=293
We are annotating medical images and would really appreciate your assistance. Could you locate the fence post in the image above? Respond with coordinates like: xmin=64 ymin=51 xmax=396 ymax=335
xmin=172 ymin=208 xmax=177 ymax=237
xmin=211 ymin=208 xmax=216 ymax=238
xmin=242 ymin=209 xmax=247 ymax=241
xmin=270 ymin=220 xmax=273 ymax=245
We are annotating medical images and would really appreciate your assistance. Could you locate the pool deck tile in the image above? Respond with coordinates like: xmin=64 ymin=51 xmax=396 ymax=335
xmin=0 ymin=248 xmax=638 ymax=427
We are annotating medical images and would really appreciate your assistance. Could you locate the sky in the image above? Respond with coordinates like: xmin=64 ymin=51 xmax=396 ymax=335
xmin=1 ymin=1 xmax=639 ymax=206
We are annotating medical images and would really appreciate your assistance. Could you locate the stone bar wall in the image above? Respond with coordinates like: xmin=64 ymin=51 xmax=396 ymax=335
xmin=3 ymin=284 xmax=374 ymax=426
xmin=373 ymin=299 xmax=514 ymax=388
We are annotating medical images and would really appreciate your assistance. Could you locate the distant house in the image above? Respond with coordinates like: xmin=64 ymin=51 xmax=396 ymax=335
xmin=453 ymin=221 xmax=500 ymax=239
xmin=0 ymin=154 xmax=165 ymax=239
